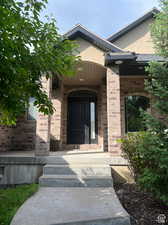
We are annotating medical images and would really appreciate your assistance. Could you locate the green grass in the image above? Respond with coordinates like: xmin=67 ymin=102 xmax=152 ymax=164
xmin=0 ymin=184 xmax=39 ymax=225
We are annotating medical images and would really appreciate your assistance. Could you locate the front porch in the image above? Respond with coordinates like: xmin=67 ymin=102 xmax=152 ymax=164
xmin=35 ymin=60 xmax=148 ymax=157
xmin=49 ymin=61 xmax=108 ymax=153
xmin=0 ymin=60 xmax=149 ymax=157
xmin=35 ymin=60 xmax=120 ymax=156
xmin=0 ymin=30 xmax=154 ymax=158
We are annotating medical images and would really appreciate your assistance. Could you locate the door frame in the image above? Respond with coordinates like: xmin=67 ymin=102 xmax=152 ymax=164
xmin=67 ymin=90 xmax=98 ymax=145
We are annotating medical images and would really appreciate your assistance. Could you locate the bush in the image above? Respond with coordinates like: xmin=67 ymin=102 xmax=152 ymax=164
xmin=120 ymin=132 xmax=168 ymax=205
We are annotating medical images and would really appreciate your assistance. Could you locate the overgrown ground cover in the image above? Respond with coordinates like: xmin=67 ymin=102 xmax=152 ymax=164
xmin=0 ymin=184 xmax=39 ymax=225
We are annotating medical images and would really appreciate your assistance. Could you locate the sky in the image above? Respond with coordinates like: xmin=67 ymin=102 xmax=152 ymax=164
xmin=41 ymin=0 xmax=159 ymax=38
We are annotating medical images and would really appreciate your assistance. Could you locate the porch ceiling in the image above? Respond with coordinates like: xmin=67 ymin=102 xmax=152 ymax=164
xmin=61 ymin=61 xmax=107 ymax=86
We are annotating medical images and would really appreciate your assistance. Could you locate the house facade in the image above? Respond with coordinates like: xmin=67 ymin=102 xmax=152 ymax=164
xmin=0 ymin=8 xmax=162 ymax=156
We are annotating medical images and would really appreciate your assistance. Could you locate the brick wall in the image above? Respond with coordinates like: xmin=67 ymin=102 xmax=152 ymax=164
xmin=0 ymin=116 xmax=36 ymax=152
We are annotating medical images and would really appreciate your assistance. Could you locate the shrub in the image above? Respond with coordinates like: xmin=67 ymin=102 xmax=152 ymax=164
xmin=120 ymin=131 xmax=168 ymax=205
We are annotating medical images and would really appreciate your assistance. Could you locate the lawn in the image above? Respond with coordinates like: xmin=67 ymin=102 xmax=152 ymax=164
xmin=0 ymin=184 xmax=39 ymax=225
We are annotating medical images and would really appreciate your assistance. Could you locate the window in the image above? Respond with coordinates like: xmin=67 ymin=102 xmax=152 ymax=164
xmin=90 ymin=102 xmax=96 ymax=140
xmin=27 ymin=97 xmax=38 ymax=120
xmin=125 ymin=96 xmax=150 ymax=132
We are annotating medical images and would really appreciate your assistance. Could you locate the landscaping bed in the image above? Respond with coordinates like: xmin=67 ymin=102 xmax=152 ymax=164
xmin=0 ymin=184 xmax=39 ymax=225
xmin=115 ymin=183 xmax=168 ymax=225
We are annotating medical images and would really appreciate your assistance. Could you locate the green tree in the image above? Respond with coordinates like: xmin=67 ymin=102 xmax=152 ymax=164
xmin=120 ymin=0 xmax=168 ymax=205
xmin=0 ymin=0 xmax=79 ymax=124
xmin=146 ymin=0 xmax=168 ymax=121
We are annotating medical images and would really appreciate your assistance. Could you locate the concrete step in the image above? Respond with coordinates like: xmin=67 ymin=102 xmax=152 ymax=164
xmin=39 ymin=174 xmax=113 ymax=188
xmin=46 ymin=156 xmax=112 ymax=165
xmin=43 ymin=164 xmax=112 ymax=176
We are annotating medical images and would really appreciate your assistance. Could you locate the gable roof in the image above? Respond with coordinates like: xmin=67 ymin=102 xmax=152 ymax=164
xmin=107 ymin=8 xmax=159 ymax=43
xmin=64 ymin=24 xmax=123 ymax=52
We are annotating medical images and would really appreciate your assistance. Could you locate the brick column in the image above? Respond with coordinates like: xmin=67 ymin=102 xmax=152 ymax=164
xmin=101 ymin=83 xmax=108 ymax=152
xmin=50 ymin=83 xmax=64 ymax=151
xmin=106 ymin=67 xmax=122 ymax=155
xmin=35 ymin=77 xmax=51 ymax=156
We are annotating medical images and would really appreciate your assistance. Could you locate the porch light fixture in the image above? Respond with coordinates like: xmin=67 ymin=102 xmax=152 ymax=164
xmin=79 ymin=78 xmax=85 ymax=82
xmin=115 ymin=60 xmax=123 ymax=65
xmin=77 ymin=67 xmax=83 ymax=72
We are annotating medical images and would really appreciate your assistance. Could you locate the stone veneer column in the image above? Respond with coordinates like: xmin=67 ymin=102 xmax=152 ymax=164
xmin=35 ymin=77 xmax=51 ymax=156
xmin=106 ymin=67 xmax=122 ymax=155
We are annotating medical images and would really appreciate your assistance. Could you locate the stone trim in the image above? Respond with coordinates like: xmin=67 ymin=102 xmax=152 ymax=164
xmin=0 ymin=156 xmax=46 ymax=165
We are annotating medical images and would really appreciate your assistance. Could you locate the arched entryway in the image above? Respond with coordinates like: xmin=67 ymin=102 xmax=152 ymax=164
xmin=67 ymin=90 xmax=98 ymax=144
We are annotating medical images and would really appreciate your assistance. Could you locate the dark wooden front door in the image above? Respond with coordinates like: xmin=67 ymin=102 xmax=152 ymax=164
xmin=68 ymin=101 xmax=90 ymax=144
xmin=67 ymin=91 xmax=97 ymax=145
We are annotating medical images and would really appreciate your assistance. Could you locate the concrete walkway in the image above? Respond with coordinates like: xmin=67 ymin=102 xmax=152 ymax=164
xmin=10 ymin=152 xmax=130 ymax=225
xmin=11 ymin=187 xmax=130 ymax=225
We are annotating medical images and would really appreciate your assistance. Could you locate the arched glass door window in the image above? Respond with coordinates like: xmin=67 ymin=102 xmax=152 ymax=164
xmin=125 ymin=95 xmax=150 ymax=132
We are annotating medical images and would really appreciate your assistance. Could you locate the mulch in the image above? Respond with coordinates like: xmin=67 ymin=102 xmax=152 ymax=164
xmin=114 ymin=183 xmax=168 ymax=225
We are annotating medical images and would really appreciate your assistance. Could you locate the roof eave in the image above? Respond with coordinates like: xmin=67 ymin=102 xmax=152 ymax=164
xmin=64 ymin=25 xmax=123 ymax=53
xmin=105 ymin=52 xmax=137 ymax=66
xmin=105 ymin=53 xmax=166 ymax=66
